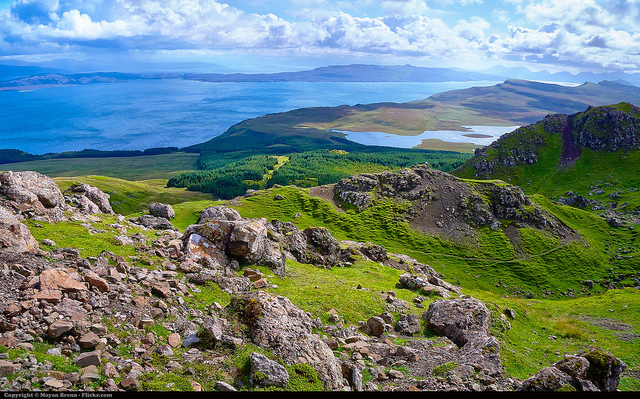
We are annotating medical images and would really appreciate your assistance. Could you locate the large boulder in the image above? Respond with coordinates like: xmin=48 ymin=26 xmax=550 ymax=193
xmin=228 ymin=291 xmax=344 ymax=391
xmin=129 ymin=215 xmax=178 ymax=231
xmin=63 ymin=183 xmax=114 ymax=214
xmin=421 ymin=297 xmax=504 ymax=377
xmin=149 ymin=202 xmax=175 ymax=220
xmin=0 ymin=171 xmax=66 ymax=221
xmin=422 ymin=298 xmax=492 ymax=347
xmin=199 ymin=205 xmax=242 ymax=223
xmin=183 ymin=218 xmax=286 ymax=277
xmin=0 ymin=205 xmax=39 ymax=253
xmin=0 ymin=205 xmax=38 ymax=252
xmin=518 ymin=351 xmax=627 ymax=392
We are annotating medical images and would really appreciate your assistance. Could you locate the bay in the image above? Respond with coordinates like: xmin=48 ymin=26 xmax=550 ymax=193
xmin=342 ymin=125 xmax=522 ymax=148
xmin=0 ymin=79 xmax=500 ymax=155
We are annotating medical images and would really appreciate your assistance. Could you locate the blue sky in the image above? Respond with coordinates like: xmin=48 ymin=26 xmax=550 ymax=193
xmin=0 ymin=0 xmax=638 ymax=74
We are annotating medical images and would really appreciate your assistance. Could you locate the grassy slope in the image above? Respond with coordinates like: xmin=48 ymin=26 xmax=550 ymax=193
xmin=454 ymin=103 xmax=640 ymax=214
xmin=225 ymin=186 xmax=640 ymax=389
xmin=32 ymin=176 xmax=638 ymax=389
xmin=54 ymin=176 xmax=214 ymax=215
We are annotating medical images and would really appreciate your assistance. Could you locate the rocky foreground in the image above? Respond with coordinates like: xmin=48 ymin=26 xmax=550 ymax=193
xmin=0 ymin=170 xmax=628 ymax=391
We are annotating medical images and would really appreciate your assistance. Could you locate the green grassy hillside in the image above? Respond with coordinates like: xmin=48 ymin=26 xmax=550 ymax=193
xmin=36 ymin=174 xmax=640 ymax=390
xmin=455 ymin=103 xmax=640 ymax=214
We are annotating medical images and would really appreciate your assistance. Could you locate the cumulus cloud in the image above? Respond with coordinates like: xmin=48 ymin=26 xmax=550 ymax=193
xmin=0 ymin=0 xmax=638 ymax=72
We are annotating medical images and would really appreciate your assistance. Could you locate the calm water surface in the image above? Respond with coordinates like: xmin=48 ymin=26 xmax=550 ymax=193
xmin=0 ymin=79 xmax=501 ymax=154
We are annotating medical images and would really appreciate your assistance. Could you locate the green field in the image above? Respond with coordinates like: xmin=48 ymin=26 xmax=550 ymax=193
xmin=0 ymin=152 xmax=200 ymax=181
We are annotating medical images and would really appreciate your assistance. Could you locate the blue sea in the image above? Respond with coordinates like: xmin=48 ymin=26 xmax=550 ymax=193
xmin=0 ymin=79 xmax=501 ymax=155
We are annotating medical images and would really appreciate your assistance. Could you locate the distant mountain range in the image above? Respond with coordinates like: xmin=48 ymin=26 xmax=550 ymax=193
xmin=1 ymin=63 xmax=638 ymax=89
xmin=482 ymin=65 xmax=640 ymax=86
xmin=182 ymin=64 xmax=501 ymax=83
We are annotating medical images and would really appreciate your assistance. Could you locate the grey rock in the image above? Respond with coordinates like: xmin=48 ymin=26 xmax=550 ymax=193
xmin=64 ymin=182 xmax=114 ymax=214
xmin=215 ymin=381 xmax=237 ymax=392
xmin=0 ymin=205 xmax=39 ymax=253
xmin=422 ymin=298 xmax=491 ymax=347
xmin=0 ymin=171 xmax=66 ymax=221
xmin=199 ymin=205 xmax=242 ymax=223
xmin=231 ymin=290 xmax=343 ymax=390
xmin=249 ymin=352 xmax=289 ymax=388
xmin=129 ymin=214 xmax=178 ymax=231
xmin=74 ymin=350 xmax=101 ymax=368
xmin=149 ymin=202 xmax=175 ymax=220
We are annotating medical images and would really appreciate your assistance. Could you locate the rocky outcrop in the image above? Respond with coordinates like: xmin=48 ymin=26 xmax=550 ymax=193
xmin=0 ymin=172 xmax=114 ymax=222
xmin=229 ymin=291 xmax=345 ymax=391
xmin=518 ymin=350 xmax=627 ymax=392
xmin=0 ymin=205 xmax=39 ymax=253
xmin=462 ymin=104 xmax=640 ymax=180
xmin=0 ymin=171 xmax=66 ymax=222
xmin=574 ymin=104 xmax=640 ymax=152
xmin=148 ymin=202 xmax=175 ymax=220
xmin=0 ymin=173 xmax=113 ymax=253
xmin=63 ymin=183 xmax=114 ymax=215
xmin=183 ymin=216 xmax=286 ymax=277
xmin=334 ymin=163 xmax=568 ymax=237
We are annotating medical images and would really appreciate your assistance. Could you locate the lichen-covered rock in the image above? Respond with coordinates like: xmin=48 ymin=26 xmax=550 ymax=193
xmin=518 ymin=366 xmax=574 ymax=391
xmin=0 ymin=171 xmax=66 ymax=221
xmin=0 ymin=205 xmax=39 ymax=253
xmin=148 ymin=202 xmax=175 ymax=219
xmin=583 ymin=350 xmax=627 ymax=391
xmin=63 ymin=183 xmax=114 ymax=214
xmin=249 ymin=352 xmax=289 ymax=388
xmin=518 ymin=350 xmax=626 ymax=392
xmin=422 ymin=298 xmax=492 ymax=347
xmin=199 ymin=205 xmax=242 ymax=223
xmin=229 ymin=291 xmax=344 ymax=391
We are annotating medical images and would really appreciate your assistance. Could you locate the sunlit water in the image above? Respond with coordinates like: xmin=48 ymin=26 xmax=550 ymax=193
xmin=342 ymin=125 xmax=521 ymax=148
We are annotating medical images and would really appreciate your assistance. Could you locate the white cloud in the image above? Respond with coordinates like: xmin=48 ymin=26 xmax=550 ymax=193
xmin=0 ymin=0 xmax=638 ymax=72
